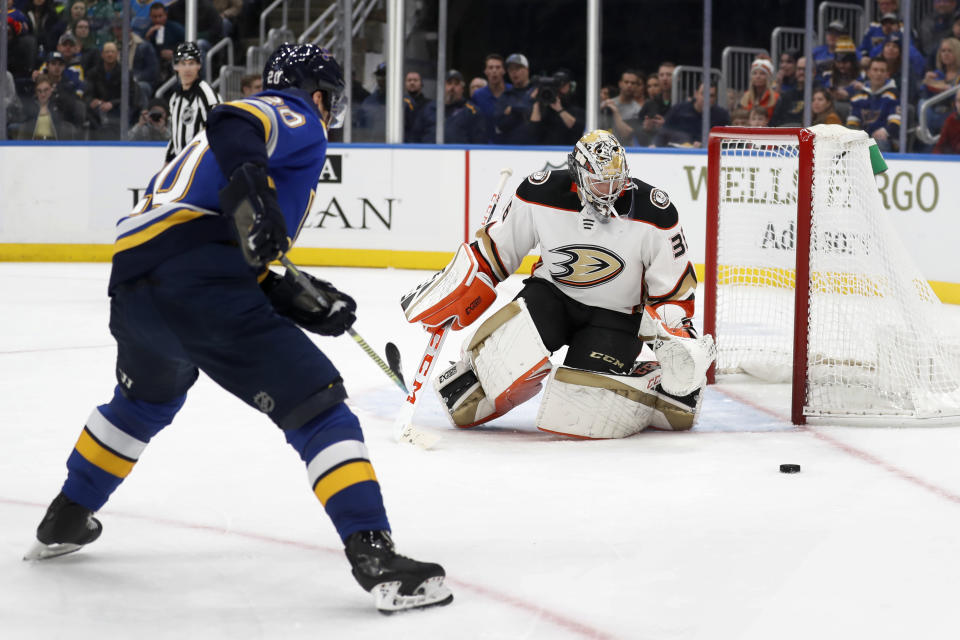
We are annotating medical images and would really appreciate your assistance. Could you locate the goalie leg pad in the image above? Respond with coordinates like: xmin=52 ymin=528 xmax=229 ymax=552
xmin=400 ymin=243 xmax=497 ymax=330
xmin=433 ymin=356 xmax=549 ymax=428
xmin=435 ymin=299 xmax=552 ymax=428
xmin=536 ymin=366 xmax=659 ymax=439
xmin=468 ymin=298 xmax=552 ymax=403
xmin=536 ymin=365 xmax=703 ymax=438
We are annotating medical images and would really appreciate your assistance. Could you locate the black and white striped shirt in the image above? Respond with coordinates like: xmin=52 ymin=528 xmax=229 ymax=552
xmin=165 ymin=80 xmax=221 ymax=163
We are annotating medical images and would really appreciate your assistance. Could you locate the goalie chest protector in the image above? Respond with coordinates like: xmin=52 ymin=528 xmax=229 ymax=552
xmin=482 ymin=170 xmax=694 ymax=316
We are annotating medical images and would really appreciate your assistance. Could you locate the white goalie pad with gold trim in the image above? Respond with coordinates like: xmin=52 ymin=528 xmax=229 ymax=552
xmin=535 ymin=366 xmax=703 ymax=439
xmin=433 ymin=298 xmax=553 ymax=428
xmin=466 ymin=298 xmax=552 ymax=401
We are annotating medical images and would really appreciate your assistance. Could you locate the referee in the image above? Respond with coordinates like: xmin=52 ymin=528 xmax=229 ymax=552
xmin=165 ymin=42 xmax=222 ymax=163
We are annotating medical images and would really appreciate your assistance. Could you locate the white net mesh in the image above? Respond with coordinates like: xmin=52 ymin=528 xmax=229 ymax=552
xmin=713 ymin=125 xmax=960 ymax=418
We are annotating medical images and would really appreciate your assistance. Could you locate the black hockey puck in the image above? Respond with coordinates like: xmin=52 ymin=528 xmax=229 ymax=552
xmin=779 ymin=463 xmax=801 ymax=473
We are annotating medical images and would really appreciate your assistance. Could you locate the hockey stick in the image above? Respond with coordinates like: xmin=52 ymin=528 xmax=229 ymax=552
xmin=393 ymin=323 xmax=449 ymax=449
xmin=392 ymin=167 xmax=514 ymax=449
xmin=384 ymin=342 xmax=405 ymax=387
xmin=480 ymin=168 xmax=514 ymax=228
xmin=279 ymin=256 xmax=409 ymax=394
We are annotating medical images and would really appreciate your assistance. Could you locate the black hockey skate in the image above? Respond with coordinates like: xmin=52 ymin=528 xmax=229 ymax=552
xmin=23 ymin=492 xmax=102 ymax=561
xmin=345 ymin=530 xmax=453 ymax=614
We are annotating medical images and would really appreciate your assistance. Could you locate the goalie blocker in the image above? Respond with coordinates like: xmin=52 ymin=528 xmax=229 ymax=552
xmin=401 ymin=243 xmax=499 ymax=331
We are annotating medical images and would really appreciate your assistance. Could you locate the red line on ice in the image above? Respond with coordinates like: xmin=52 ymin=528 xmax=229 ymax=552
xmin=713 ymin=386 xmax=960 ymax=505
xmin=6 ymin=496 xmax=618 ymax=640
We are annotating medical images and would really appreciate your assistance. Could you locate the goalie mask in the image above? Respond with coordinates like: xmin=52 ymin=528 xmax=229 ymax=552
xmin=568 ymin=130 xmax=635 ymax=219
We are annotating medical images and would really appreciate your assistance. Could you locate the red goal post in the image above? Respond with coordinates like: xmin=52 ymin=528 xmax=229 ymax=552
xmin=705 ymin=127 xmax=813 ymax=424
xmin=703 ymin=125 xmax=960 ymax=425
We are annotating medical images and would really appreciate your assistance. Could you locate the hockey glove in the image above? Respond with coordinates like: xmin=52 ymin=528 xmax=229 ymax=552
xmin=261 ymin=270 xmax=357 ymax=337
xmin=219 ymin=163 xmax=291 ymax=268
xmin=638 ymin=306 xmax=716 ymax=397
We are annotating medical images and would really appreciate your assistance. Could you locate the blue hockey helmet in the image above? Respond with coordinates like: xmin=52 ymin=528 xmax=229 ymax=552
xmin=263 ymin=43 xmax=347 ymax=127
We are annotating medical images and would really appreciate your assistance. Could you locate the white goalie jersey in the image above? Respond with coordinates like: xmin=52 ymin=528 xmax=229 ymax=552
xmin=474 ymin=169 xmax=698 ymax=320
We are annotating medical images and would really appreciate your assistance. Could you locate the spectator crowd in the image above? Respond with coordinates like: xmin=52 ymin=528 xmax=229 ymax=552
xmin=4 ymin=0 xmax=246 ymax=140
xmin=5 ymin=0 xmax=960 ymax=153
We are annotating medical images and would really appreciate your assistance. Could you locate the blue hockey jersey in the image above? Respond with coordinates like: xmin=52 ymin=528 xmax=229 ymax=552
xmin=110 ymin=90 xmax=327 ymax=292
xmin=847 ymin=79 xmax=901 ymax=138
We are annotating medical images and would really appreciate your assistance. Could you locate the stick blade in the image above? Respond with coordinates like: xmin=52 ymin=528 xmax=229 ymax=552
xmin=396 ymin=423 xmax=441 ymax=450
xmin=384 ymin=342 xmax=408 ymax=393
xmin=385 ymin=342 xmax=403 ymax=374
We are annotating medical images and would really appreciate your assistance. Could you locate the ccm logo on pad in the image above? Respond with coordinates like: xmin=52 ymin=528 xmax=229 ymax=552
xmin=465 ymin=296 xmax=483 ymax=314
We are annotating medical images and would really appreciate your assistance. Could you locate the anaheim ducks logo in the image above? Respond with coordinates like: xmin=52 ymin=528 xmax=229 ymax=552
xmin=548 ymin=245 xmax=625 ymax=288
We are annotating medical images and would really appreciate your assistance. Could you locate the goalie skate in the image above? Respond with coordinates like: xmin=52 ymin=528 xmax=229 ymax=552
xmin=345 ymin=530 xmax=453 ymax=614
xmin=24 ymin=492 xmax=102 ymax=561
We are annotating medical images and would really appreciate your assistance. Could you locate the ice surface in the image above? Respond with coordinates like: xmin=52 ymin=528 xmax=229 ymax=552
xmin=3 ymin=263 xmax=960 ymax=640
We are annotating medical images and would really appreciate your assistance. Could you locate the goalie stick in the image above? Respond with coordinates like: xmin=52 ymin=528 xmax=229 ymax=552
xmin=279 ymin=256 xmax=409 ymax=394
xmin=392 ymin=167 xmax=514 ymax=449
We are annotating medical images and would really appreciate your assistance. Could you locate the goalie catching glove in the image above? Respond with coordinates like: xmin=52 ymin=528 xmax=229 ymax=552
xmin=400 ymin=243 xmax=498 ymax=330
xmin=639 ymin=305 xmax=716 ymax=397
xmin=219 ymin=162 xmax=291 ymax=268
xmin=261 ymin=269 xmax=357 ymax=337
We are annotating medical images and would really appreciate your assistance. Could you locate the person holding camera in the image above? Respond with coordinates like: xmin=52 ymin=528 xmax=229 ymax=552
xmin=494 ymin=52 xmax=536 ymax=144
xmin=527 ymin=70 xmax=585 ymax=146
xmin=128 ymin=98 xmax=171 ymax=141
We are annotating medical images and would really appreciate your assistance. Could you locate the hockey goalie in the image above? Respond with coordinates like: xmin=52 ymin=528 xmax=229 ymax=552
xmin=401 ymin=130 xmax=716 ymax=438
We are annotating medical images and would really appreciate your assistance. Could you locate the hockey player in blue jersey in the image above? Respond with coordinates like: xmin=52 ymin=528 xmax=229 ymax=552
xmin=25 ymin=44 xmax=453 ymax=614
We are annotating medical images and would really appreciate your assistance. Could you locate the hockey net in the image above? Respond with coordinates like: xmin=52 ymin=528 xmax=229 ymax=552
xmin=704 ymin=125 xmax=960 ymax=423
